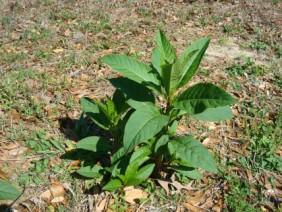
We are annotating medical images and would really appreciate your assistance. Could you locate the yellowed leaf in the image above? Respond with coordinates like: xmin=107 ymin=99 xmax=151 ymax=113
xmin=52 ymin=48 xmax=64 ymax=53
xmin=51 ymin=196 xmax=65 ymax=203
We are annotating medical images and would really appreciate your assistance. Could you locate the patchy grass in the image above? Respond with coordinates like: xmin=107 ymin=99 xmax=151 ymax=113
xmin=0 ymin=0 xmax=281 ymax=211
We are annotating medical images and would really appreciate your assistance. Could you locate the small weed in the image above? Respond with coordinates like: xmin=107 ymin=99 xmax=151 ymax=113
xmin=217 ymin=37 xmax=228 ymax=46
xmin=224 ymin=175 xmax=263 ymax=212
xmin=250 ymin=40 xmax=268 ymax=51
xmin=226 ymin=58 xmax=269 ymax=77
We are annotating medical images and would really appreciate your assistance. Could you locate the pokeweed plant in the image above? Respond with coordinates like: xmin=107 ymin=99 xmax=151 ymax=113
xmin=74 ymin=29 xmax=236 ymax=191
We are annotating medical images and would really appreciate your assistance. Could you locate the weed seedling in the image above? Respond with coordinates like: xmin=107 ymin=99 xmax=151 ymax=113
xmin=70 ymin=29 xmax=236 ymax=191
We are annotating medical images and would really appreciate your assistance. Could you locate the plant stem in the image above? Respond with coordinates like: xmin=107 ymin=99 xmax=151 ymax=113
xmin=153 ymin=155 xmax=162 ymax=177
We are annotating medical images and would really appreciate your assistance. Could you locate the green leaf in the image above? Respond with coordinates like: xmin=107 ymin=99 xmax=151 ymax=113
xmin=173 ymin=37 xmax=210 ymax=89
xmin=168 ymin=166 xmax=202 ymax=180
xmin=124 ymin=162 xmax=139 ymax=184
xmin=109 ymin=77 xmax=155 ymax=103
xmin=77 ymin=136 xmax=110 ymax=153
xmin=156 ymin=29 xmax=177 ymax=64
xmin=103 ymin=178 xmax=123 ymax=191
xmin=154 ymin=135 xmax=169 ymax=155
xmin=168 ymin=120 xmax=178 ymax=136
xmin=77 ymin=165 xmax=103 ymax=178
xmin=0 ymin=179 xmax=20 ymax=200
xmin=170 ymin=50 xmax=198 ymax=92
xmin=123 ymin=105 xmax=170 ymax=153
xmin=126 ymin=100 xmax=155 ymax=111
xmin=136 ymin=163 xmax=155 ymax=181
xmin=80 ymin=97 xmax=111 ymax=130
xmin=129 ymin=146 xmax=151 ymax=165
xmin=112 ymin=147 xmax=126 ymax=164
xmin=190 ymin=105 xmax=234 ymax=122
xmin=175 ymin=83 xmax=236 ymax=114
xmin=105 ymin=97 xmax=117 ymax=121
xmin=170 ymin=136 xmax=218 ymax=173
xmin=81 ymin=97 xmax=99 ymax=113
xmin=151 ymin=46 xmax=165 ymax=76
xmin=102 ymin=54 xmax=160 ymax=89
xmin=112 ymin=89 xmax=128 ymax=114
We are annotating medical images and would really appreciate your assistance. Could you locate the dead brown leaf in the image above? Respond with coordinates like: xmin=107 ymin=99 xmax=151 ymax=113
xmin=186 ymin=191 xmax=205 ymax=206
xmin=0 ymin=170 xmax=8 ymax=181
xmin=124 ymin=188 xmax=148 ymax=204
xmin=157 ymin=179 xmax=197 ymax=195
xmin=182 ymin=202 xmax=205 ymax=212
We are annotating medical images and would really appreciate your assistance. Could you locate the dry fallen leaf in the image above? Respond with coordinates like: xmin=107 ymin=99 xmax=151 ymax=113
xmin=0 ymin=170 xmax=8 ymax=181
xmin=157 ymin=179 xmax=197 ymax=195
xmin=51 ymin=196 xmax=65 ymax=203
xmin=96 ymin=199 xmax=107 ymax=212
xmin=52 ymin=48 xmax=64 ymax=53
xmin=124 ymin=188 xmax=148 ymax=204
xmin=186 ymin=191 xmax=205 ymax=206
xmin=182 ymin=202 xmax=205 ymax=212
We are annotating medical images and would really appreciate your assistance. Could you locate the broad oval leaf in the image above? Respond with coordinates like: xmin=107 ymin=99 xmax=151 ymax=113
xmin=109 ymin=77 xmax=155 ymax=103
xmin=124 ymin=162 xmax=139 ymax=184
xmin=190 ymin=105 xmax=234 ymax=122
xmin=102 ymin=54 xmax=160 ymax=90
xmin=123 ymin=105 xmax=170 ymax=153
xmin=175 ymin=83 xmax=236 ymax=114
xmin=172 ymin=37 xmax=210 ymax=90
xmin=170 ymin=136 xmax=218 ymax=173
xmin=77 ymin=136 xmax=110 ymax=153
xmin=130 ymin=146 xmax=151 ymax=165
xmin=77 ymin=165 xmax=103 ymax=178
xmin=136 ymin=163 xmax=155 ymax=181
xmin=0 ymin=179 xmax=20 ymax=200
xmin=103 ymin=178 xmax=123 ymax=191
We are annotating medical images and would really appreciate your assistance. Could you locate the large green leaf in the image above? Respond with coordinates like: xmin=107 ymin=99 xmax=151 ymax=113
xmin=109 ymin=77 xmax=155 ymax=103
xmin=175 ymin=83 xmax=236 ymax=114
xmin=103 ymin=178 xmax=123 ymax=191
xmin=129 ymin=146 xmax=151 ymax=166
xmin=156 ymin=29 xmax=177 ymax=64
xmin=102 ymin=54 xmax=160 ymax=89
xmin=123 ymin=105 xmax=170 ymax=153
xmin=123 ymin=162 xmax=155 ymax=186
xmin=172 ymin=37 xmax=210 ymax=90
xmin=136 ymin=163 xmax=155 ymax=181
xmin=0 ymin=179 xmax=20 ymax=200
xmin=77 ymin=165 xmax=103 ymax=178
xmin=124 ymin=162 xmax=139 ymax=185
xmin=170 ymin=136 xmax=218 ymax=173
xmin=190 ymin=105 xmax=234 ymax=122
xmin=77 ymin=136 xmax=110 ymax=153
xmin=80 ymin=97 xmax=111 ymax=130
